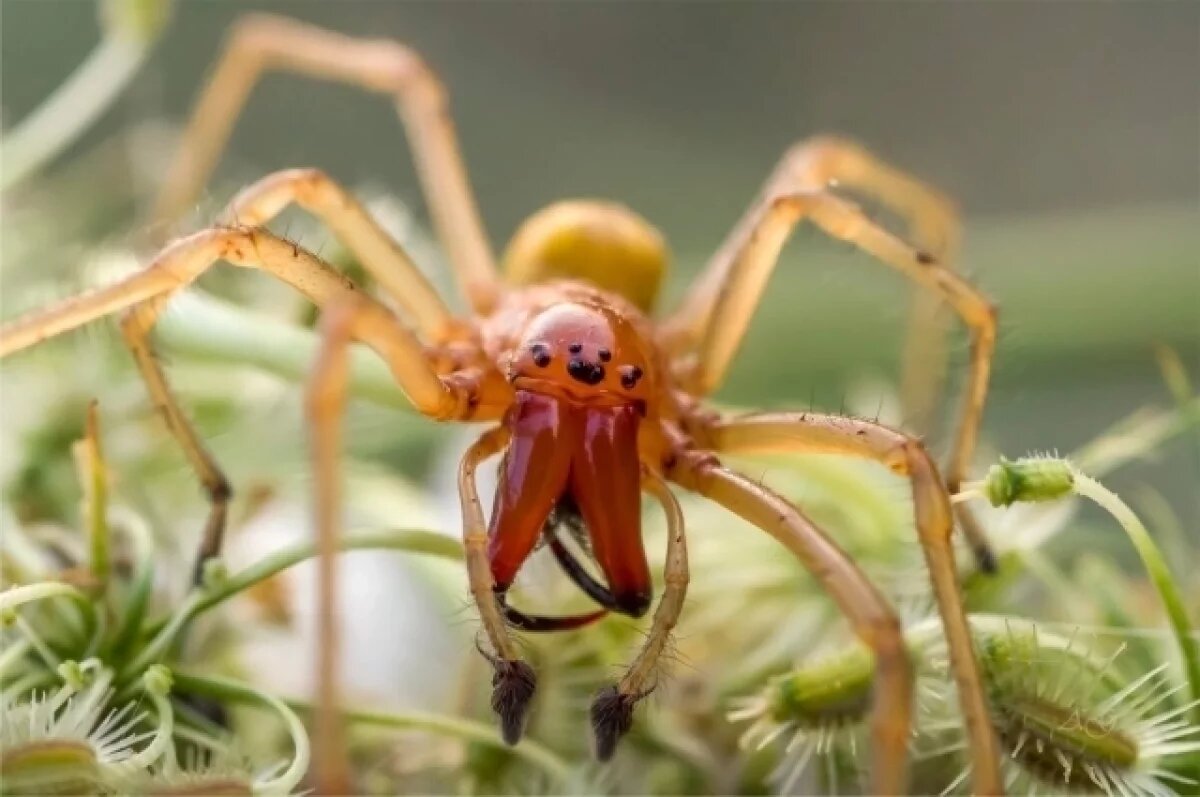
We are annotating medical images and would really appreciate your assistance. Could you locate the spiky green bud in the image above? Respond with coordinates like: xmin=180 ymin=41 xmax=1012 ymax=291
xmin=766 ymin=645 xmax=874 ymax=726
xmin=142 ymin=664 xmax=173 ymax=696
xmin=982 ymin=457 xmax=1074 ymax=506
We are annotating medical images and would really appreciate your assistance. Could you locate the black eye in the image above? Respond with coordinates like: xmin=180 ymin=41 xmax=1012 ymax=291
xmin=568 ymin=342 xmax=583 ymax=354
xmin=530 ymin=343 xmax=551 ymax=368
xmin=620 ymin=365 xmax=643 ymax=389
xmin=597 ymin=348 xmax=612 ymax=362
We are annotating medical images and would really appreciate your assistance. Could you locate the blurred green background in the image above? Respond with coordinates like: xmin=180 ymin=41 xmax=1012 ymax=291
xmin=2 ymin=1 xmax=1197 ymax=519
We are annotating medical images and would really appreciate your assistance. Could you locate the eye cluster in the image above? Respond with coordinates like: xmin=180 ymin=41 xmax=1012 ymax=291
xmin=527 ymin=341 xmax=644 ymax=391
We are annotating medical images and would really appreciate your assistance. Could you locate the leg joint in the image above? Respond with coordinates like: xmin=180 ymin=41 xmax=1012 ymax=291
xmin=864 ymin=612 xmax=910 ymax=673
xmin=432 ymin=371 xmax=486 ymax=421
xmin=663 ymin=448 xmax=721 ymax=482
xmin=782 ymin=135 xmax=857 ymax=183
xmin=282 ymin=167 xmax=335 ymax=205
xmin=358 ymin=42 xmax=447 ymax=105
xmin=118 ymin=299 xmax=166 ymax=338
xmin=207 ymin=477 xmax=233 ymax=504
xmin=867 ymin=612 xmax=905 ymax=649
xmin=898 ymin=437 xmax=935 ymax=473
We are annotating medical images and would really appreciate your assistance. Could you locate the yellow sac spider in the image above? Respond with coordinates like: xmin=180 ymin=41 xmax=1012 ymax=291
xmin=0 ymin=14 xmax=1005 ymax=794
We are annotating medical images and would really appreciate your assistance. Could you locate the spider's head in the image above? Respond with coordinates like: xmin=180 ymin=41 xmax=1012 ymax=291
xmin=506 ymin=302 xmax=653 ymax=410
xmin=503 ymin=200 xmax=667 ymax=313
xmin=488 ymin=302 xmax=655 ymax=621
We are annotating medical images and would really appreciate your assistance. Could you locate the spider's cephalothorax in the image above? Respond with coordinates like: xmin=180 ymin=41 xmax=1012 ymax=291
xmin=0 ymin=15 xmax=1007 ymax=792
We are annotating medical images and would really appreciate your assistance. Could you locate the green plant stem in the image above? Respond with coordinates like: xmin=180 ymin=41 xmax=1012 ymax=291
xmin=116 ymin=684 xmax=175 ymax=772
xmin=0 ymin=523 xmax=89 ymax=638
xmin=0 ymin=582 xmax=92 ymax=617
xmin=156 ymin=292 xmax=412 ymax=409
xmin=173 ymin=672 xmax=572 ymax=786
xmin=0 ymin=37 xmax=151 ymax=191
xmin=289 ymin=700 xmax=573 ymax=785
xmin=105 ymin=512 xmax=156 ymax=661
xmin=13 ymin=614 xmax=61 ymax=670
xmin=172 ymin=672 xmax=308 ymax=795
xmin=1071 ymin=470 xmax=1200 ymax=720
xmin=172 ymin=694 xmax=235 ymax=746
xmin=82 ymin=607 xmax=108 ymax=659
xmin=1 ymin=670 xmax=55 ymax=698
xmin=0 ymin=638 xmax=32 ymax=676
xmin=117 ymin=591 xmax=203 ymax=689
xmin=74 ymin=404 xmax=111 ymax=590
xmin=172 ymin=722 xmax=228 ymax=752
xmin=142 ymin=529 xmax=460 ymax=638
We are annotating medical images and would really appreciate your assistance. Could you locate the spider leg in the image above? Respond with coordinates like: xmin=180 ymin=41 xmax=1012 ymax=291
xmin=590 ymin=466 xmax=689 ymax=761
xmin=667 ymin=183 xmax=997 ymax=572
xmin=702 ymin=411 xmax=1004 ymax=795
xmin=0 ymin=228 xmax=491 ymax=577
xmin=668 ymin=452 xmax=911 ymax=796
xmin=457 ymin=425 xmax=538 ymax=744
xmin=667 ymin=137 xmax=962 ymax=429
xmin=226 ymin=168 xmax=454 ymax=339
xmin=303 ymin=299 xmax=363 ymax=796
xmin=151 ymin=13 xmax=500 ymax=313
xmin=119 ymin=295 xmax=232 ymax=582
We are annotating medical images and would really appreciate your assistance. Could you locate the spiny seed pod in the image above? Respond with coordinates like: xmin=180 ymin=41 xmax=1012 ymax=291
xmin=978 ymin=631 xmax=1136 ymax=790
xmin=765 ymin=645 xmax=874 ymax=728
xmin=942 ymin=625 xmax=1200 ymax=796
xmin=142 ymin=780 xmax=253 ymax=796
xmin=109 ymin=745 xmax=259 ymax=796
xmin=729 ymin=644 xmax=879 ymax=793
xmin=0 ymin=739 xmax=99 ymax=796
xmin=982 ymin=457 xmax=1075 ymax=507
xmin=733 ymin=622 xmax=1200 ymax=796
xmin=0 ymin=667 xmax=126 ymax=794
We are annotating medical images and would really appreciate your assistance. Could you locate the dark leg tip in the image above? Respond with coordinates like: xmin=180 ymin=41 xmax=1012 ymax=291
xmin=590 ymin=685 xmax=637 ymax=762
xmin=974 ymin=543 xmax=999 ymax=575
xmin=490 ymin=659 xmax=537 ymax=745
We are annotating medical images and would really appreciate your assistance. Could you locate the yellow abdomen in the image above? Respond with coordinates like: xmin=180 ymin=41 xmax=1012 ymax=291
xmin=502 ymin=200 xmax=668 ymax=313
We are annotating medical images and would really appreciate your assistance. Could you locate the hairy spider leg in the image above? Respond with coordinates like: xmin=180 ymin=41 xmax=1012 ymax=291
xmin=669 ymin=453 xmax=914 ymax=795
xmin=589 ymin=466 xmax=689 ymax=761
xmin=151 ymin=13 xmax=500 ymax=313
xmin=0 ymin=228 xmax=486 ymax=578
xmin=225 ymin=168 xmax=454 ymax=339
xmin=303 ymin=298 xmax=363 ymax=796
xmin=665 ymin=137 xmax=963 ymax=436
xmin=703 ymin=411 xmax=1003 ymax=795
xmin=668 ymin=175 xmax=998 ymax=572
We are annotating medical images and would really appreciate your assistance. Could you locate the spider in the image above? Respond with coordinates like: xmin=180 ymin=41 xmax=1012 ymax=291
xmin=0 ymin=14 xmax=1005 ymax=795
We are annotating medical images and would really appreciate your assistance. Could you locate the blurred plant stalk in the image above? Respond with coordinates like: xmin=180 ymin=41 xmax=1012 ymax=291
xmin=0 ymin=0 xmax=173 ymax=192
